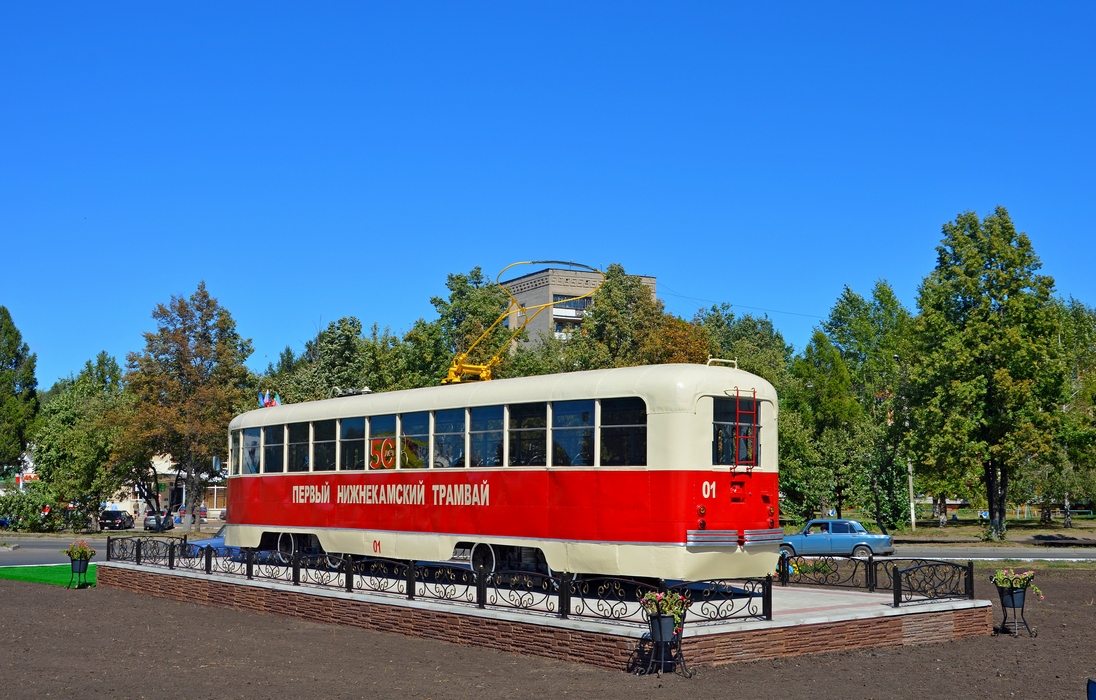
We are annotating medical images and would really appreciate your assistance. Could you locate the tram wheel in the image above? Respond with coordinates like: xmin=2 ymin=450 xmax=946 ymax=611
xmin=470 ymin=542 xmax=496 ymax=573
xmin=276 ymin=532 xmax=296 ymax=564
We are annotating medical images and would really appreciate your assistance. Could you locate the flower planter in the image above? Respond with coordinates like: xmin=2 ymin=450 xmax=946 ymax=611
xmin=992 ymin=581 xmax=1035 ymax=637
xmin=997 ymin=585 xmax=1025 ymax=609
xmin=68 ymin=557 xmax=92 ymax=589
xmin=70 ymin=558 xmax=90 ymax=574
xmin=648 ymin=614 xmax=677 ymax=644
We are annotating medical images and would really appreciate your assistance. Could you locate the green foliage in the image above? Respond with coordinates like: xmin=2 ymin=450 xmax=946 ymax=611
xmin=122 ymin=282 xmax=253 ymax=526
xmin=0 ymin=306 xmax=38 ymax=478
xmin=696 ymin=304 xmax=793 ymax=390
xmin=820 ymin=282 xmax=914 ymax=532
xmin=31 ymin=352 xmax=126 ymax=530
xmin=507 ymin=264 xmax=706 ymax=375
xmin=779 ymin=332 xmax=869 ymax=518
xmin=0 ymin=481 xmax=64 ymax=532
xmin=910 ymin=207 xmax=1066 ymax=540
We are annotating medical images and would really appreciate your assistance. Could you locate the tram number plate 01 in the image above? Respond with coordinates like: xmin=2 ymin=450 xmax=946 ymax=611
xmin=372 ymin=539 xmax=382 ymax=554
xmin=701 ymin=481 xmax=716 ymax=498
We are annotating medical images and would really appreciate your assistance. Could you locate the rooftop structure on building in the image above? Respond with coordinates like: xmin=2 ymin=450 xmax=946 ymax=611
xmin=499 ymin=267 xmax=656 ymax=342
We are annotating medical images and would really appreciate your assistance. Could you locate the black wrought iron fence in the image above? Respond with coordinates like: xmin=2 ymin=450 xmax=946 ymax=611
xmin=776 ymin=552 xmax=974 ymax=607
xmin=890 ymin=560 xmax=974 ymax=607
xmin=105 ymin=536 xmax=772 ymax=625
xmin=778 ymin=553 xmax=875 ymax=590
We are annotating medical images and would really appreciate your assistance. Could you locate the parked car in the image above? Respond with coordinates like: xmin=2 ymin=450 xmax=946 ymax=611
xmin=187 ymin=525 xmax=285 ymax=563
xmin=99 ymin=510 xmax=134 ymax=530
xmin=781 ymin=519 xmax=894 ymax=557
xmin=143 ymin=510 xmax=175 ymax=531
xmin=218 ymin=508 xmax=227 ymax=521
xmin=188 ymin=524 xmax=230 ymax=552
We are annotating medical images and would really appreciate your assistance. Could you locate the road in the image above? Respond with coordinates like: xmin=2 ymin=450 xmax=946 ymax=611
xmin=893 ymin=544 xmax=1096 ymax=560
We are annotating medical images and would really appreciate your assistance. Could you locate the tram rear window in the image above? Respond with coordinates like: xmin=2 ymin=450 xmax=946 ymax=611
xmin=713 ymin=396 xmax=759 ymax=467
xmin=600 ymin=398 xmax=647 ymax=466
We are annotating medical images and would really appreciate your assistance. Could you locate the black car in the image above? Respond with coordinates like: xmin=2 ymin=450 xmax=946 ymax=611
xmin=99 ymin=510 xmax=135 ymax=530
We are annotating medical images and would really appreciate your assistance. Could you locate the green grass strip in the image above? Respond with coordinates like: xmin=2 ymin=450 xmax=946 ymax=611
xmin=0 ymin=563 xmax=97 ymax=587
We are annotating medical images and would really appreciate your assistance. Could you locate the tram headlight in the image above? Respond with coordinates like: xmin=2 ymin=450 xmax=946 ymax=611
xmin=697 ymin=519 xmax=707 ymax=530
xmin=696 ymin=506 xmax=706 ymax=517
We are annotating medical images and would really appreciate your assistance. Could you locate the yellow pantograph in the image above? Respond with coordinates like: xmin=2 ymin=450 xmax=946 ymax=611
xmin=442 ymin=260 xmax=605 ymax=384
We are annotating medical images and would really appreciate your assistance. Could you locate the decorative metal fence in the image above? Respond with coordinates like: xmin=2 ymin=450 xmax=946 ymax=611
xmin=106 ymin=536 xmax=772 ymax=626
xmin=777 ymin=552 xmax=974 ymax=607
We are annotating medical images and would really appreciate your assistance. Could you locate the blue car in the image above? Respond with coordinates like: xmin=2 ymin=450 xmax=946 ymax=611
xmin=781 ymin=519 xmax=894 ymax=557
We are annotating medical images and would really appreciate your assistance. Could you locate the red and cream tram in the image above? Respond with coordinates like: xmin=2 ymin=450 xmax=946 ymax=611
xmin=224 ymin=363 xmax=782 ymax=580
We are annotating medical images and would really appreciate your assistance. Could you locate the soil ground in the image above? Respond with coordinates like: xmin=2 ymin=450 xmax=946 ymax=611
xmin=1 ymin=568 xmax=1094 ymax=699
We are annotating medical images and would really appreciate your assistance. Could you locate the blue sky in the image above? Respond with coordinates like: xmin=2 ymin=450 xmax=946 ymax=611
xmin=2 ymin=3 xmax=1094 ymax=387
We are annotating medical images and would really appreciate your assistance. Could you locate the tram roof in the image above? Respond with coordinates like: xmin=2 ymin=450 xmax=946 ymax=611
xmin=230 ymin=363 xmax=777 ymax=429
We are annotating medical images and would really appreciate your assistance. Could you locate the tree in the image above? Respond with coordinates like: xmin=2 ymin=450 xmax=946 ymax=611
xmin=910 ymin=208 xmax=1065 ymax=540
xmin=0 ymin=306 xmax=38 ymax=479
xmin=1018 ymin=298 xmax=1096 ymax=526
xmin=0 ymin=480 xmax=63 ymax=532
xmin=563 ymin=264 xmax=665 ymax=369
xmin=696 ymin=304 xmax=793 ymax=390
xmin=122 ymin=283 xmax=253 ymax=532
xmin=785 ymin=330 xmax=869 ymax=519
xmin=280 ymin=317 xmax=370 ymax=403
xmin=821 ymin=282 xmax=913 ymax=532
xmin=32 ymin=353 xmax=127 ymax=532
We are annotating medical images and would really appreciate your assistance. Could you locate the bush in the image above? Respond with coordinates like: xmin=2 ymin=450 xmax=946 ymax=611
xmin=0 ymin=482 xmax=65 ymax=532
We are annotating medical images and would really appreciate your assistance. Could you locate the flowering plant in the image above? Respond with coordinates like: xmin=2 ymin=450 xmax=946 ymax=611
xmin=990 ymin=569 xmax=1044 ymax=600
xmin=640 ymin=591 xmax=691 ymax=626
xmin=61 ymin=540 xmax=97 ymax=561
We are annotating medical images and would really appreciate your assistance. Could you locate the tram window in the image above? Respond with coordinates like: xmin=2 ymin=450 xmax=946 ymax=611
xmin=241 ymin=428 xmax=260 ymax=474
xmin=313 ymin=419 xmax=336 ymax=471
xmin=508 ymin=402 xmax=547 ymax=466
xmin=340 ymin=417 xmax=366 ymax=470
xmin=229 ymin=430 xmax=240 ymax=475
xmin=712 ymin=396 xmax=759 ymax=466
xmin=263 ymin=425 xmax=284 ymax=473
xmin=552 ymin=400 xmax=594 ymax=466
xmin=433 ymin=408 xmax=465 ymax=468
xmin=600 ymin=398 xmax=647 ymax=466
xmin=401 ymin=412 xmax=429 ymax=469
xmin=469 ymin=405 xmax=504 ymax=467
xmin=287 ymin=422 xmax=310 ymax=472
xmin=369 ymin=415 xmax=397 ymax=469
